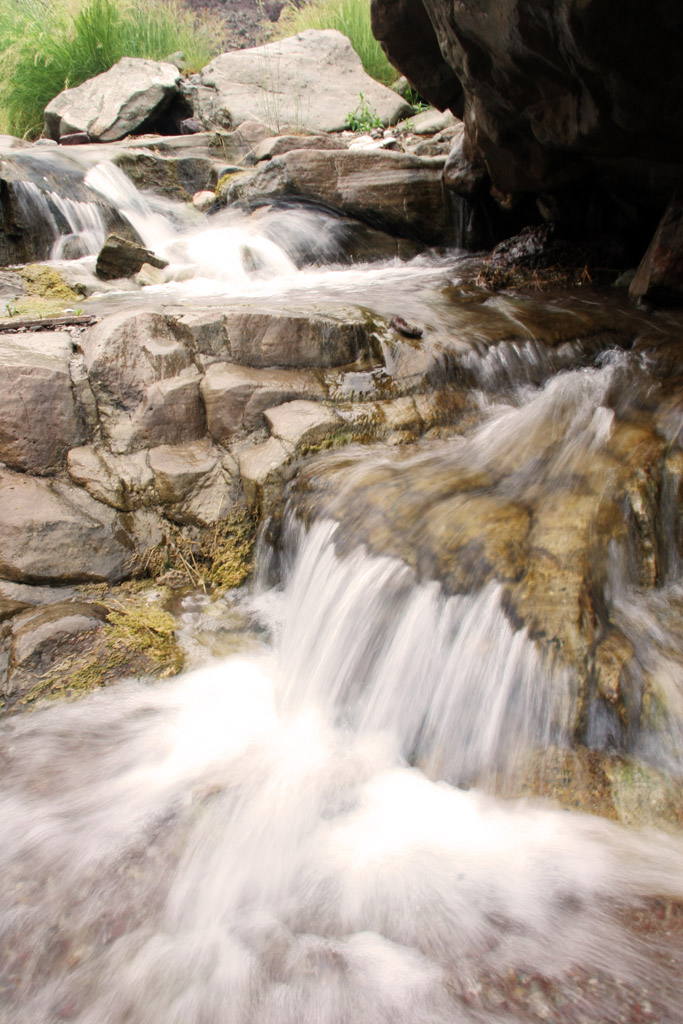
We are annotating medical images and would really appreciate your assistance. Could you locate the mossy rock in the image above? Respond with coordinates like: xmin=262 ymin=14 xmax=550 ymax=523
xmin=0 ymin=265 xmax=83 ymax=321
xmin=10 ymin=589 xmax=184 ymax=709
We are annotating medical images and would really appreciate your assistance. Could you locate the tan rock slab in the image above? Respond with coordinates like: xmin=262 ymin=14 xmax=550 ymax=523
xmin=265 ymin=399 xmax=342 ymax=448
xmin=238 ymin=437 xmax=294 ymax=514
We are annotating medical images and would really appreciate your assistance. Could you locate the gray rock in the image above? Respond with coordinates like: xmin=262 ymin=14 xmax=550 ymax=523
xmin=192 ymin=190 xmax=217 ymax=212
xmin=397 ymin=108 xmax=457 ymax=134
xmin=95 ymin=234 xmax=168 ymax=280
xmin=148 ymin=438 xmax=238 ymax=525
xmin=630 ymin=196 xmax=683 ymax=305
xmin=185 ymin=306 xmax=370 ymax=369
xmin=200 ymin=361 xmax=326 ymax=441
xmin=192 ymin=30 xmax=410 ymax=134
xmin=373 ymin=0 xmax=683 ymax=210
xmin=0 ymin=331 xmax=84 ymax=474
xmin=443 ymin=134 xmax=488 ymax=201
xmin=109 ymin=368 xmax=206 ymax=454
xmin=44 ymin=57 xmax=180 ymax=142
xmin=67 ymin=446 xmax=153 ymax=511
xmin=0 ymin=596 xmax=30 ymax=623
xmin=0 ymin=468 xmax=135 ymax=583
xmin=251 ymin=134 xmax=348 ymax=163
xmin=148 ymin=438 xmax=218 ymax=504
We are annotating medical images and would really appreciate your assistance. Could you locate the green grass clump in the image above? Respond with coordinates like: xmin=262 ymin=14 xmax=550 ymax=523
xmin=277 ymin=0 xmax=397 ymax=86
xmin=0 ymin=0 xmax=223 ymax=139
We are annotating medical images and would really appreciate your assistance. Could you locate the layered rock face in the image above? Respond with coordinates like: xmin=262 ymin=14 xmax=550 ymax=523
xmin=372 ymin=0 xmax=683 ymax=211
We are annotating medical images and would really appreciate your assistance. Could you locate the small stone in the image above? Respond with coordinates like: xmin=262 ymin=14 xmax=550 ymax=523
xmin=192 ymin=190 xmax=217 ymax=213
xmin=96 ymin=234 xmax=168 ymax=281
xmin=59 ymin=132 xmax=90 ymax=145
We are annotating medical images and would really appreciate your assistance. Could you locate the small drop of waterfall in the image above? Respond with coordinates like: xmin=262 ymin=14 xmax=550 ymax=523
xmin=266 ymin=518 xmax=572 ymax=784
xmin=13 ymin=178 xmax=106 ymax=258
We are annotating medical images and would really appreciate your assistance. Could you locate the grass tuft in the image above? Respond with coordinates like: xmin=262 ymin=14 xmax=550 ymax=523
xmin=0 ymin=0 xmax=223 ymax=139
xmin=277 ymin=0 xmax=397 ymax=86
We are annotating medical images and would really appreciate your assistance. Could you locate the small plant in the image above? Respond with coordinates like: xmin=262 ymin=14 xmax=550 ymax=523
xmin=345 ymin=92 xmax=383 ymax=132
xmin=4 ymin=301 xmax=17 ymax=317
xmin=404 ymin=85 xmax=429 ymax=112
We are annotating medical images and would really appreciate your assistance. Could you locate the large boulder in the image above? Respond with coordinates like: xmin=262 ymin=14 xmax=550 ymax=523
xmin=0 ymin=331 xmax=85 ymax=474
xmin=190 ymin=30 xmax=410 ymax=133
xmin=372 ymin=0 xmax=683 ymax=211
xmin=44 ymin=57 xmax=180 ymax=143
xmin=222 ymin=149 xmax=456 ymax=246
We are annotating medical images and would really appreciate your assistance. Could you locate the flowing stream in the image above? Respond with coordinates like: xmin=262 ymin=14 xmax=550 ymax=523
xmin=1 ymin=156 xmax=683 ymax=1023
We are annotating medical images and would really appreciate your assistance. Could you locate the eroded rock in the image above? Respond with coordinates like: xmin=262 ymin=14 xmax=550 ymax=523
xmin=200 ymin=362 xmax=326 ymax=441
xmin=221 ymin=148 xmax=456 ymax=246
xmin=81 ymin=311 xmax=204 ymax=452
xmin=265 ymin=400 xmax=342 ymax=449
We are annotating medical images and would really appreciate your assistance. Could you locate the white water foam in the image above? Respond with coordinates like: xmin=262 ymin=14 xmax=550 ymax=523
xmin=1 ymin=522 xmax=682 ymax=1024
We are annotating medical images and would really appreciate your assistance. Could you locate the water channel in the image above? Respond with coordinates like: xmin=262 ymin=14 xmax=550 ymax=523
xmin=1 ymin=149 xmax=682 ymax=1023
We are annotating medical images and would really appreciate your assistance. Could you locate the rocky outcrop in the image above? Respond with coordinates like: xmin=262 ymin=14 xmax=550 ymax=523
xmin=372 ymin=0 xmax=683 ymax=217
xmin=44 ymin=57 xmax=180 ymax=142
xmin=188 ymin=30 xmax=410 ymax=133
xmin=0 ymin=468 xmax=137 ymax=584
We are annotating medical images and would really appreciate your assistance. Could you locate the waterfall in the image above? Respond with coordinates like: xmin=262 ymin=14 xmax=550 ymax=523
xmin=1 ymin=512 xmax=682 ymax=1023
xmin=13 ymin=179 xmax=107 ymax=258
xmin=1 ymin=144 xmax=683 ymax=1024
xmin=268 ymin=518 xmax=572 ymax=784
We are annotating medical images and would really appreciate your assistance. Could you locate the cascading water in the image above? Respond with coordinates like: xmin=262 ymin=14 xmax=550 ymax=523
xmin=1 ymin=510 xmax=682 ymax=1023
xmin=13 ymin=179 xmax=107 ymax=259
xmin=1 ymin=154 xmax=683 ymax=1024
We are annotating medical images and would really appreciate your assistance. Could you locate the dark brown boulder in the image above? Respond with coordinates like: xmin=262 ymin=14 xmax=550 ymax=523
xmin=630 ymin=196 xmax=683 ymax=306
xmin=372 ymin=0 xmax=683 ymax=210
xmin=95 ymin=234 xmax=168 ymax=281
